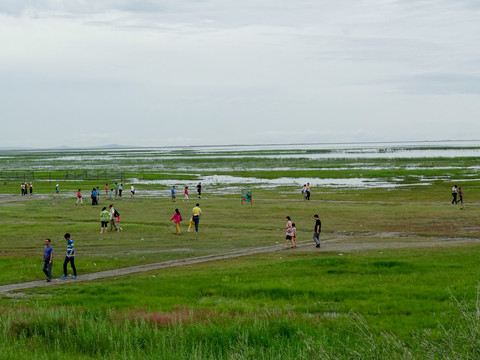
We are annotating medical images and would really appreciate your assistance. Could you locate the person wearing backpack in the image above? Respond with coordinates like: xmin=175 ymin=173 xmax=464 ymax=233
xmin=170 ymin=208 xmax=182 ymax=235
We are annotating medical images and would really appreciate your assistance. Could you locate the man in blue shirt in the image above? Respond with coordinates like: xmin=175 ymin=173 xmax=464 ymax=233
xmin=171 ymin=186 xmax=176 ymax=202
xmin=60 ymin=233 xmax=77 ymax=279
xmin=42 ymin=238 xmax=54 ymax=282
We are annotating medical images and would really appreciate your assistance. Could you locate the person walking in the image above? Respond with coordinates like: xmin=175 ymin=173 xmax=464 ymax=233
xmin=292 ymin=222 xmax=297 ymax=248
xmin=451 ymin=185 xmax=458 ymax=204
xmin=60 ymin=233 xmax=77 ymax=279
xmin=109 ymin=188 xmax=115 ymax=202
xmin=109 ymin=204 xmax=116 ymax=231
xmin=105 ymin=184 xmax=109 ymax=196
xmin=192 ymin=203 xmax=203 ymax=232
xmin=115 ymin=209 xmax=123 ymax=231
xmin=313 ymin=214 xmax=321 ymax=248
xmin=55 ymin=184 xmax=60 ymax=198
xmin=130 ymin=184 xmax=135 ymax=197
xmin=301 ymin=184 xmax=307 ymax=200
xmin=114 ymin=182 xmax=118 ymax=197
xmin=183 ymin=186 xmax=189 ymax=201
xmin=196 ymin=182 xmax=202 ymax=198
xmin=284 ymin=216 xmax=294 ymax=248
xmin=170 ymin=208 xmax=182 ymax=235
xmin=119 ymin=183 xmax=123 ymax=197
xmin=42 ymin=238 xmax=54 ymax=282
xmin=458 ymin=186 xmax=464 ymax=205
xmin=306 ymin=183 xmax=311 ymax=200
xmin=29 ymin=182 xmax=33 ymax=194
xmin=171 ymin=186 xmax=176 ymax=202
xmin=100 ymin=206 xmax=109 ymax=233
xmin=75 ymin=189 xmax=83 ymax=206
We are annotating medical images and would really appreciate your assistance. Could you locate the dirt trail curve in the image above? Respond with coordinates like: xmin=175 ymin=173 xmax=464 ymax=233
xmin=2 ymin=233 xmax=479 ymax=295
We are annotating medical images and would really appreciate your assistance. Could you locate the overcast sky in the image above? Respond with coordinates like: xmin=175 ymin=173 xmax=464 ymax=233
xmin=1 ymin=1 xmax=479 ymax=148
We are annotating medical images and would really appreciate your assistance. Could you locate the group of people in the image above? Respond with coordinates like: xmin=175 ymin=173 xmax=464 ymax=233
xmin=100 ymin=204 xmax=122 ymax=233
xmin=42 ymin=233 xmax=76 ymax=282
xmin=20 ymin=182 xmax=33 ymax=195
xmin=171 ymin=182 xmax=203 ymax=202
xmin=284 ymin=214 xmax=322 ymax=249
xmin=169 ymin=203 xmax=203 ymax=235
xmin=301 ymin=183 xmax=311 ymax=200
xmin=72 ymin=184 xmax=136 ymax=206
xmin=451 ymin=185 xmax=464 ymax=205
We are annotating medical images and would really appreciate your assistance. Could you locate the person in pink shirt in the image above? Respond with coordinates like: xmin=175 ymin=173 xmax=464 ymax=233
xmin=170 ymin=208 xmax=182 ymax=235
xmin=75 ymin=189 xmax=83 ymax=206
xmin=105 ymin=184 xmax=109 ymax=195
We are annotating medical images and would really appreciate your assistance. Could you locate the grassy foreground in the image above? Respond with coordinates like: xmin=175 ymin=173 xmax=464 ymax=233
xmin=1 ymin=246 xmax=480 ymax=359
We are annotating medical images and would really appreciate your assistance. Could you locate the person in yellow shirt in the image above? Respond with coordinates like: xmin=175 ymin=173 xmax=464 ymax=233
xmin=192 ymin=203 xmax=203 ymax=232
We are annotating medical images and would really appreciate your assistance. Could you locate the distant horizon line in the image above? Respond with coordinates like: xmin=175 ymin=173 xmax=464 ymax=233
xmin=1 ymin=139 xmax=479 ymax=152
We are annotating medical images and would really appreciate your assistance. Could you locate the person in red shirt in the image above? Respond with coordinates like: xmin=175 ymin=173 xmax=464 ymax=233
xmin=75 ymin=189 xmax=83 ymax=206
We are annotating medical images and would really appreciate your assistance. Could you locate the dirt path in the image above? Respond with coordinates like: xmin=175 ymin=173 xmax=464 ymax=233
xmin=2 ymin=233 xmax=479 ymax=295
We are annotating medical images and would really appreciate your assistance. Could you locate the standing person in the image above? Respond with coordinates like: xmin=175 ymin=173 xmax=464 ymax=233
xmin=184 ymin=186 xmax=189 ymax=201
xmin=170 ymin=208 xmax=182 ymax=235
xmin=60 ymin=233 xmax=77 ymax=279
xmin=284 ymin=216 xmax=294 ymax=248
xmin=42 ymin=238 xmax=54 ymax=282
xmin=91 ymin=188 xmax=97 ymax=206
xmin=105 ymin=184 xmax=109 ymax=196
xmin=188 ymin=216 xmax=195 ymax=232
xmin=119 ymin=183 xmax=123 ymax=197
xmin=196 ymin=182 xmax=202 ymax=198
xmin=130 ymin=184 xmax=135 ymax=197
xmin=313 ymin=214 xmax=321 ymax=248
xmin=451 ymin=185 xmax=458 ymax=204
xmin=55 ymin=184 xmax=60 ymax=198
xmin=100 ymin=206 xmax=109 ymax=233
xmin=292 ymin=222 xmax=297 ymax=248
xmin=306 ymin=183 xmax=311 ymax=200
xmin=75 ymin=189 xmax=83 ymax=206
xmin=192 ymin=203 xmax=202 ymax=232
xmin=109 ymin=204 xmax=116 ymax=231
xmin=96 ymin=186 xmax=100 ymax=202
xmin=458 ymin=186 xmax=464 ymax=205
xmin=301 ymin=184 xmax=307 ymax=200
xmin=171 ymin=186 xmax=176 ymax=202
xmin=29 ymin=182 xmax=33 ymax=194
xmin=21 ymin=183 xmax=25 ymax=195
xmin=114 ymin=182 xmax=118 ymax=197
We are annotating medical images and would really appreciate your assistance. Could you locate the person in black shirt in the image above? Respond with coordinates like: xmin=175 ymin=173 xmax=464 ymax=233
xmin=313 ymin=214 xmax=321 ymax=248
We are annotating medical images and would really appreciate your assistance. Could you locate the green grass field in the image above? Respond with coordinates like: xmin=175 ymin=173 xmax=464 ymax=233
xmin=1 ymin=146 xmax=480 ymax=359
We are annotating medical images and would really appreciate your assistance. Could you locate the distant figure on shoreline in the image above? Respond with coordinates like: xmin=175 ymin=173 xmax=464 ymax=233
xmin=130 ymin=184 xmax=135 ymax=197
